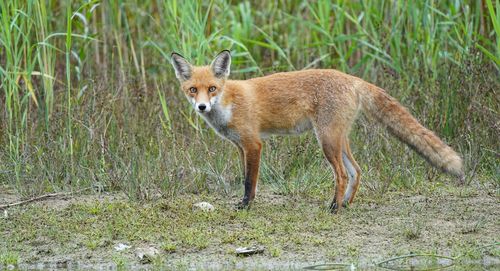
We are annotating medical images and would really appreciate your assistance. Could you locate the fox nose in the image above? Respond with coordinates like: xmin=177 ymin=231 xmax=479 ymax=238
xmin=198 ymin=104 xmax=207 ymax=111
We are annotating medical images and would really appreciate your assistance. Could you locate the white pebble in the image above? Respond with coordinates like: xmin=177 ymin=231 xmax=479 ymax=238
xmin=192 ymin=202 xmax=215 ymax=212
xmin=114 ymin=243 xmax=131 ymax=251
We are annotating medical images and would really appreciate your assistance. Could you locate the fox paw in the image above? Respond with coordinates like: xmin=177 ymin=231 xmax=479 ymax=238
xmin=329 ymin=202 xmax=339 ymax=214
xmin=235 ymin=199 xmax=251 ymax=210
xmin=329 ymin=201 xmax=349 ymax=214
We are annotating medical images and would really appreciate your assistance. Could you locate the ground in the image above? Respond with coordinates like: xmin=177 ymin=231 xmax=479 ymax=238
xmin=0 ymin=183 xmax=499 ymax=270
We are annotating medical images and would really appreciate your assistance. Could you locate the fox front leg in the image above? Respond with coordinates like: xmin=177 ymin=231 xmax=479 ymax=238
xmin=236 ymin=140 xmax=262 ymax=209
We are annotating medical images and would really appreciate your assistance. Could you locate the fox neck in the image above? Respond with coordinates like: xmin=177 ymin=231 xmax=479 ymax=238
xmin=196 ymin=92 xmax=236 ymax=141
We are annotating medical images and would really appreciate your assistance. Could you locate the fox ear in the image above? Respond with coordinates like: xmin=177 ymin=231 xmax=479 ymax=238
xmin=210 ymin=50 xmax=231 ymax=78
xmin=171 ymin=52 xmax=192 ymax=81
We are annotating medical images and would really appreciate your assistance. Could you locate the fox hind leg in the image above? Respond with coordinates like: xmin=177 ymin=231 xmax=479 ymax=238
xmin=316 ymin=127 xmax=348 ymax=214
xmin=342 ymin=138 xmax=361 ymax=206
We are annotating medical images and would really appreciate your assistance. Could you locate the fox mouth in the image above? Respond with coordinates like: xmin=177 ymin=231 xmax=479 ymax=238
xmin=195 ymin=104 xmax=211 ymax=113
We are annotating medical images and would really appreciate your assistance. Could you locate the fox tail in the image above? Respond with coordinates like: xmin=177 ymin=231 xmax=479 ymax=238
xmin=360 ymin=83 xmax=464 ymax=180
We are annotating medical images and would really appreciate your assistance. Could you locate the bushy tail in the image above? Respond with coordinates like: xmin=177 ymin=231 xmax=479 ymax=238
xmin=360 ymin=83 xmax=464 ymax=179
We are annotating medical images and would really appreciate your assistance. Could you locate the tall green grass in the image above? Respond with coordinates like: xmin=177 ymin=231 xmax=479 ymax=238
xmin=0 ymin=1 xmax=498 ymax=199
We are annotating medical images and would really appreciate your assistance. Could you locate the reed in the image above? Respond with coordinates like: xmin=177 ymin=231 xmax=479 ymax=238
xmin=0 ymin=0 xmax=498 ymax=198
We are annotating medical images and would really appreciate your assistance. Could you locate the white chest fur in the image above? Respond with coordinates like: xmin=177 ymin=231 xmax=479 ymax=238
xmin=198 ymin=102 xmax=240 ymax=142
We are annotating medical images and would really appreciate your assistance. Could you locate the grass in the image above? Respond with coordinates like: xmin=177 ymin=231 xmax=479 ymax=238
xmin=0 ymin=1 xmax=498 ymax=205
xmin=0 ymin=251 xmax=19 ymax=266
xmin=0 ymin=186 xmax=498 ymax=269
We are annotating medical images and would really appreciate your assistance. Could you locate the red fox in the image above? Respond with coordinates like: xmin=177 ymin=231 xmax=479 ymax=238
xmin=170 ymin=50 xmax=464 ymax=213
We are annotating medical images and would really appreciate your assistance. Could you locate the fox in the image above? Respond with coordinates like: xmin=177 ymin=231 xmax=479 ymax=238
xmin=170 ymin=50 xmax=464 ymax=213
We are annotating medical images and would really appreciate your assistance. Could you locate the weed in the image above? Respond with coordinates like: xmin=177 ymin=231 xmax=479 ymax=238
xmin=0 ymin=1 xmax=497 ymax=199
xmin=269 ymin=246 xmax=282 ymax=258
xmin=402 ymin=222 xmax=423 ymax=241
xmin=0 ymin=252 xmax=19 ymax=266
xmin=161 ymin=242 xmax=177 ymax=253
xmin=111 ymin=254 xmax=128 ymax=269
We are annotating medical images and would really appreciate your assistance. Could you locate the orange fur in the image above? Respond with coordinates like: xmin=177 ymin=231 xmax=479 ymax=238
xmin=171 ymin=51 xmax=464 ymax=212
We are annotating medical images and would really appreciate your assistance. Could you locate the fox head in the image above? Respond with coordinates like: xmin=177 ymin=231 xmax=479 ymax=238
xmin=170 ymin=50 xmax=231 ymax=113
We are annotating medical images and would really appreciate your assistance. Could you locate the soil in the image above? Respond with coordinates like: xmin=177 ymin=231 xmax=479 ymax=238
xmin=0 ymin=184 xmax=499 ymax=270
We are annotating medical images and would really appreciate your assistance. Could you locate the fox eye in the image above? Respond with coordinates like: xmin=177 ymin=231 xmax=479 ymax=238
xmin=189 ymin=87 xmax=197 ymax=93
xmin=208 ymin=86 xmax=216 ymax=92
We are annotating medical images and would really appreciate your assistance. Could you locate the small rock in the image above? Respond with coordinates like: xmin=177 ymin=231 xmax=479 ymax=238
xmin=235 ymin=246 xmax=265 ymax=256
xmin=114 ymin=243 xmax=131 ymax=251
xmin=192 ymin=202 xmax=215 ymax=212
xmin=55 ymin=258 xmax=69 ymax=268
xmin=136 ymin=247 xmax=159 ymax=264
xmin=3 ymin=210 xmax=7 ymax=219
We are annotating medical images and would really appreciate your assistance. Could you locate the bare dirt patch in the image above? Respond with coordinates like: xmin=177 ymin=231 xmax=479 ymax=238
xmin=1 ymin=185 xmax=499 ymax=270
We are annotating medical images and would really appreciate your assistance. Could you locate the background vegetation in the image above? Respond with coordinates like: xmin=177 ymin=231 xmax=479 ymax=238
xmin=0 ymin=0 xmax=498 ymax=200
